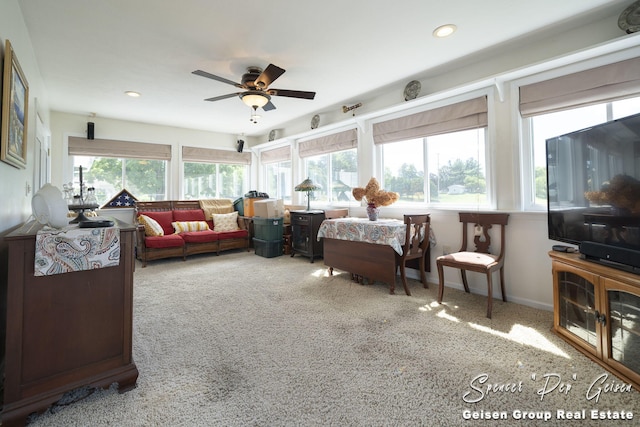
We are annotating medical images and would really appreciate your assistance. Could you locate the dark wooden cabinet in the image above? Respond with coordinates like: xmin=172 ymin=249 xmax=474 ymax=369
xmin=550 ymin=251 xmax=640 ymax=390
xmin=2 ymin=221 xmax=138 ymax=426
xmin=290 ymin=210 xmax=325 ymax=263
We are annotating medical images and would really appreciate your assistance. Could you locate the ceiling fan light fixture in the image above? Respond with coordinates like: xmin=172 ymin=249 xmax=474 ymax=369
xmin=241 ymin=91 xmax=270 ymax=108
xmin=433 ymin=24 xmax=457 ymax=38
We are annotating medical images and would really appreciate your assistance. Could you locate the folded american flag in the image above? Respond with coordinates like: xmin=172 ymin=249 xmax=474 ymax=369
xmin=102 ymin=189 xmax=137 ymax=208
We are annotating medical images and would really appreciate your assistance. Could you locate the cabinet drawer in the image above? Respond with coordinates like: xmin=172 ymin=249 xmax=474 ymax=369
xmin=292 ymin=215 xmax=309 ymax=225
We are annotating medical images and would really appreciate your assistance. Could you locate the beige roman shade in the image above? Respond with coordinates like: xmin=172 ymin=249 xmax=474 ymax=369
xmin=260 ymin=145 xmax=291 ymax=164
xmin=519 ymin=57 xmax=640 ymax=118
xmin=182 ymin=146 xmax=251 ymax=165
xmin=68 ymin=136 xmax=171 ymax=160
xmin=298 ymin=128 xmax=357 ymax=158
xmin=373 ymin=97 xmax=488 ymax=144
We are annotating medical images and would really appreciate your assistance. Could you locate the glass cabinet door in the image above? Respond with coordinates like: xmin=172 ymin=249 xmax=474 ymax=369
xmin=604 ymin=281 xmax=640 ymax=377
xmin=557 ymin=270 xmax=599 ymax=349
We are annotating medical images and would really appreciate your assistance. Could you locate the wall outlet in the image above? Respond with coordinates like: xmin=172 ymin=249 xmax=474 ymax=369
xmin=443 ymin=245 xmax=451 ymax=255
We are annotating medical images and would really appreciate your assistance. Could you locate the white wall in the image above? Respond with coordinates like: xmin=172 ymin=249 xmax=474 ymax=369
xmin=0 ymin=0 xmax=51 ymax=235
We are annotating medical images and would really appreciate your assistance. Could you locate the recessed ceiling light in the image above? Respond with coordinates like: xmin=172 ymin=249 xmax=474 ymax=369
xmin=433 ymin=24 xmax=457 ymax=38
xmin=125 ymin=91 xmax=141 ymax=97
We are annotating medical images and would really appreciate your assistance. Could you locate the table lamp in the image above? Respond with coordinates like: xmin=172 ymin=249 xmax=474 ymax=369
xmin=295 ymin=177 xmax=321 ymax=210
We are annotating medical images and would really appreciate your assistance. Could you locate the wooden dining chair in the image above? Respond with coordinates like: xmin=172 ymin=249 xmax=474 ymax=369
xmin=395 ymin=214 xmax=431 ymax=296
xmin=436 ymin=212 xmax=509 ymax=318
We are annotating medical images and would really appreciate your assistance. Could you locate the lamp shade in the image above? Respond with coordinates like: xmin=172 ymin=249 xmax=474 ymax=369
xmin=295 ymin=177 xmax=321 ymax=192
xmin=241 ymin=91 xmax=270 ymax=108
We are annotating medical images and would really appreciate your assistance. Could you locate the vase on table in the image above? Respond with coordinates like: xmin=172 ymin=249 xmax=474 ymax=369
xmin=366 ymin=203 xmax=379 ymax=221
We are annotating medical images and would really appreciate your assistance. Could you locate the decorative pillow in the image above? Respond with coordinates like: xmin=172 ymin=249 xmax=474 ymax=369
xmin=212 ymin=212 xmax=240 ymax=232
xmin=138 ymin=214 xmax=164 ymax=237
xmin=172 ymin=221 xmax=210 ymax=233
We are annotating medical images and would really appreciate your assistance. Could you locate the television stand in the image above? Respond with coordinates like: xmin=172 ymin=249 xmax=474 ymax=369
xmin=549 ymin=251 xmax=640 ymax=391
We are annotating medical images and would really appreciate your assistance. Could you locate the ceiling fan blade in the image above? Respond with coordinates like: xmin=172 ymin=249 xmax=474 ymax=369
xmin=268 ymin=89 xmax=316 ymax=100
xmin=192 ymin=70 xmax=244 ymax=89
xmin=255 ymin=64 xmax=285 ymax=89
xmin=262 ymin=101 xmax=277 ymax=111
xmin=204 ymin=92 xmax=241 ymax=102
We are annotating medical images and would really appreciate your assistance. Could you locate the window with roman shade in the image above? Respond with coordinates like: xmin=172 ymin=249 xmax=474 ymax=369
xmin=182 ymin=146 xmax=250 ymax=200
xmin=68 ymin=136 xmax=171 ymax=205
xmin=373 ymin=97 xmax=489 ymax=207
xmin=518 ymin=57 xmax=640 ymax=211
xmin=298 ymin=128 xmax=358 ymax=206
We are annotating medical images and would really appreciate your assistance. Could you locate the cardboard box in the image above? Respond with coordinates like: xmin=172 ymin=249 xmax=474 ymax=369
xmin=253 ymin=198 xmax=284 ymax=218
xmin=242 ymin=197 xmax=268 ymax=217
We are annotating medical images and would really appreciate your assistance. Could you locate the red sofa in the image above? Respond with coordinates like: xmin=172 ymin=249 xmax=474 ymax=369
xmin=135 ymin=200 xmax=249 ymax=266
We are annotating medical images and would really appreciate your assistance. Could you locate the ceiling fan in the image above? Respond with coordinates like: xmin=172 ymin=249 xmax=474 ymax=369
xmin=192 ymin=63 xmax=316 ymax=111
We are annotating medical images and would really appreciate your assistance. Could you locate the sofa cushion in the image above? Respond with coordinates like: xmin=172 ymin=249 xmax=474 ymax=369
xmin=138 ymin=214 xmax=164 ymax=237
xmin=216 ymin=229 xmax=249 ymax=240
xmin=139 ymin=210 xmax=174 ymax=236
xmin=173 ymin=209 xmax=207 ymax=222
xmin=172 ymin=221 xmax=210 ymax=233
xmin=181 ymin=230 xmax=220 ymax=243
xmin=212 ymin=212 xmax=240 ymax=232
xmin=144 ymin=234 xmax=185 ymax=249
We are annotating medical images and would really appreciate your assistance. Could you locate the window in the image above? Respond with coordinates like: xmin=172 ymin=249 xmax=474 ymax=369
xmin=261 ymin=145 xmax=292 ymax=202
xmin=183 ymin=162 xmax=248 ymax=199
xmin=265 ymin=160 xmax=292 ymax=202
xmin=303 ymin=148 xmax=358 ymax=204
xmin=72 ymin=156 xmax=167 ymax=205
xmin=524 ymin=96 xmax=640 ymax=210
xmin=382 ymin=128 xmax=487 ymax=206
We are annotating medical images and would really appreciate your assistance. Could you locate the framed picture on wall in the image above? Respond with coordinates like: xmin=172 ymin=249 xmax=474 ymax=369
xmin=1 ymin=39 xmax=29 ymax=169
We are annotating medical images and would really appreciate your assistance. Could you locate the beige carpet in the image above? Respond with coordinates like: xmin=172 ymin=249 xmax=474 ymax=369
xmin=28 ymin=250 xmax=640 ymax=426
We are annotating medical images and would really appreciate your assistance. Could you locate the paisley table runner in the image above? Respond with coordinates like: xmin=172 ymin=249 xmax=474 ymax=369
xmin=34 ymin=225 xmax=120 ymax=276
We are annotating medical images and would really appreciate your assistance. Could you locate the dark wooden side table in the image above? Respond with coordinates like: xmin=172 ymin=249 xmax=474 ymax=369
xmin=290 ymin=210 xmax=325 ymax=263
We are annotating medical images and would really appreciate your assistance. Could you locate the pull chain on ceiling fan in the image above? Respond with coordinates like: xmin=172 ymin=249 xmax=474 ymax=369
xmin=192 ymin=63 xmax=316 ymax=111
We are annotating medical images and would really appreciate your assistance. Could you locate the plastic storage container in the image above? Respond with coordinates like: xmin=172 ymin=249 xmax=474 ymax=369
xmin=253 ymin=238 xmax=283 ymax=258
xmin=233 ymin=197 xmax=244 ymax=216
xmin=253 ymin=217 xmax=284 ymax=241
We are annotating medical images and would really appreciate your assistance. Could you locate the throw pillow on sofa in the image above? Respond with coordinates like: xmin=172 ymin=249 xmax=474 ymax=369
xmin=172 ymin=221 xmax=210 ymax=233
xmin=212 ymin=212 xmax=240 ymax=232
xmin=139 ymin=214 xmax=164 ymax=236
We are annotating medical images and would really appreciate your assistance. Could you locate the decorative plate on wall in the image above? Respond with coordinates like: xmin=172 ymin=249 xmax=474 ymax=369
xmin=403 ymin=80 xmax=421 ymax=101
xmin=619 ymin=0 xmax=640 ymax=33
xmin=268 ymin=129 xmax=277 ymax=141
xmin=310 ymin=114 xmax=320 ymax=129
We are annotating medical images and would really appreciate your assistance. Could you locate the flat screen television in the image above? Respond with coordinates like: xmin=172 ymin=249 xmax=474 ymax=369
xmin=546 ymin=112 xmax=640 ymax=271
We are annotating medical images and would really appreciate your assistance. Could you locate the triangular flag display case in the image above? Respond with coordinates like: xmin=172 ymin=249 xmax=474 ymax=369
xmin=101 ymin=188 xmax=138 ymax=208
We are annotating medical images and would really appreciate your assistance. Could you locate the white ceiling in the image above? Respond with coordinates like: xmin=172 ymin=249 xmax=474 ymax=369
xmin=18 ymin=0 xmax=631 ymax=137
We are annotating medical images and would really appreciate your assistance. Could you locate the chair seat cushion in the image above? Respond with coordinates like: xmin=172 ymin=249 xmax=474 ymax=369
xmin=181 ymin=230 xmax=220 ymax=243
xmin=437 ymin=251 xmax=498 ymax=267
xmin=144 ymin=234 xmax=185 ymax=248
